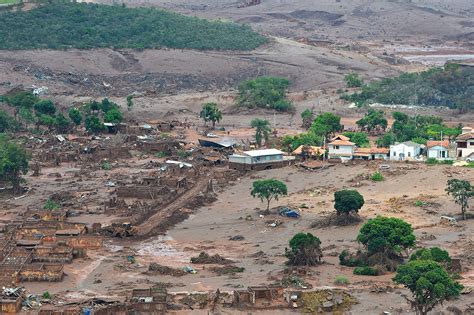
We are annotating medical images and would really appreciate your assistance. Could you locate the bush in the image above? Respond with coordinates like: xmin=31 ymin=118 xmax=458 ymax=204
xmin=425 ymin=157 xmax=439 ymax=165
xmin=339 ymin=250 xmax=363 ymax=267
xmin=334 ymin=275 xmax=349 ymax=285
xmin=101 ymin=161 xmax=112 ymax=170
xmin=344 ymin=73 xmax=364 ymax=88
xmin=0 ymin=2 xmax=267 ymax=51
xmin=42 ymin=291 xmax=51 ymax=299
xmin=353 ymin=266 xmax=379 ymax=276
xmin=371 ymin=171 xmax=384 ymax=182
xmin=154 ymin=151 xmax=169 ymax=158
xmin=441 ymin=160 xmax=454 ymax=165
xmin=414 ymin=200 xmax=426 ymax=207
xmin=44 ymin=199 xmax=60 ymax=210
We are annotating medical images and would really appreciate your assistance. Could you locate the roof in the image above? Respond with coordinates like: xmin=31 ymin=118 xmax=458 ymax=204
xmin=456 ymin=132 xmax=474 ymax=141
xmin=354 ymin=147 xmax=390 ymax=155
xmin=392 ymin=141 xmax=422 ymax=148
xmin=292 ymin=145 xmax=325 ymax=156
xmin=331 ymin=135 xmax=350 ymax=141
xmin=243 ymin=149 xmax=284 ymax=157
xmin=426 ymin=140 xmax=449 ymax=149
xmin=329 ymin=140 xmax=355 ymax=146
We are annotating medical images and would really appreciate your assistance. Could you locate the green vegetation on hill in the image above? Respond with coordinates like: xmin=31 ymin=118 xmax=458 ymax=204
xmin=237 ymin=77 xmax=293 ymax=112
xmin=342 ymin=64 xmax=474 ymax=112
xmin=0 ymin=2 xmax=267 ymax=50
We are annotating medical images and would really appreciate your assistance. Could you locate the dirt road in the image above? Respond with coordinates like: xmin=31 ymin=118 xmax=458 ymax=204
xmin=136 ymin=176 xmax=210 ymax=236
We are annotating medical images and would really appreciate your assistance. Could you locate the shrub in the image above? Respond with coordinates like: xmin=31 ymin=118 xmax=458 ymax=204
xmin=441 ymin=160 xmax=454 ymax=165
xmin=425 ymin=157 xmax=439 ymax=165
xmin=42 ymin=291 xmax=51 ymax=299
xmin=371 ymin=171 xmax=384 ymax=182
xmin=334 ymin=275 xmax=349 ymax=285
xmin=344 ymin=73 xmax=364 ymax=88
xmin=154 ymin=151 xmax=169 ymax=158
xmin=44 ymin=199 xmax=60 ymax=210
xmin=353 ymin=266 xmax=379 ymax=276
xmin=339 ymin=250 xmax=363 ymax=267
xmin=414 ymin=200 xmax=426 ymax=207
xmin=101 ymin=161 xmax=112 ymax=170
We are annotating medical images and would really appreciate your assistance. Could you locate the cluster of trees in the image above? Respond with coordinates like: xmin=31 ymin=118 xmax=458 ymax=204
xmin=338 ymin=215 xmax=462 ymax=315
xmin=199 ymin=102 xmax=222 ymax=129
xmin=341 ymin=64 xmax=474 ymax=112
xmin=355 ymin=108 xmax=387 ymax=133
xmin=0 ymin=2 xmax=267 ymax=50
xmin=237 ymin=77 xmax=293 ymax=112
xmin=1 ymin=91 xmax=125 ymax=135
xmin=376 ymin=111 xmax=461 ymax=147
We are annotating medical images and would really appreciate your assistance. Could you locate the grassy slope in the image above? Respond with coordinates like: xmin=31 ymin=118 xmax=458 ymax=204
xmin=0 ymin=2 xmax=267 ymax=50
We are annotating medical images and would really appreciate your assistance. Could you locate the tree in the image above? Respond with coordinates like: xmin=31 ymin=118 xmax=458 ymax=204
xmin=199 ymin=102 xmax=222 ymax=129
xmin=393 ymin=260 xmax=463 ymax=315
xmin=100 ymin=98 xmax=117 ymax=113
xmin=85 ymin=115 xmax=106 ymax=134
xmin=357 ymin=216 xmax=416 ymax=256
xmin=445 ymin=179 xmax=473 ymax=220
xmin=342 ymin=132 xmax=369 ymax=147
xmin=310 ymin=113 xmax=342 ymax=138
xmin=410 ymin=247 xmax=452 ymax=269
xmin=344 ymin=73 xmax=364 ymax=88
xmin=54 ymin=113 xmax=70 ymax=133
xmin=376 ymin=132 xmax=396 ymax=148
xmin=104 ymin=108 xmax=123 ymax=124
xmin=4 ymin=91 xmax=38 ymax=121
xmin=126 ymin=95 xmax=134 ymax=111
xmin=33 ymin=100 xmax=56 ymax=116
xmin=68 ymin=108 xmax=82 ymax=126
xmin=37 ymin=114 xmax=56 ymax=130
xmin=334 ymin=190 xmax=364 ymax=216
xmin=281 ymin=132 xmax=323 ymax=152
xmin=0 ymin=110 xmax=16 ymax=132
xmin=237 ymin=77 xmax=293 ymax=112
xmin=0 ymin=136 xmax=30 ymax=194
xmin=301 ymin=108 xmax=314 ymax=129
xmin=251 ymin=118 xmax=271 ymax=147
xmin=285 ymin=233 xmax=323 ymax=266
xmin=250 ymin=179 xmax=288 ymax=212
xmin=356 ymin=109 xmax=387 ymax=133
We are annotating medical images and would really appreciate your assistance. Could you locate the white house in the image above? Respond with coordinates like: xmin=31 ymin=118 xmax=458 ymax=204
xmin=389 ymin=141 xmax=423 ymax=161
xmin=456 ymin=127 xmax=474 ymax=161
xmin=328 ymin=135 xmax=355 ymax=161
xmin=229 ymin=148 xmax=294 ymax=170
xmin=426 ymin=140 xmax=450 ymax=160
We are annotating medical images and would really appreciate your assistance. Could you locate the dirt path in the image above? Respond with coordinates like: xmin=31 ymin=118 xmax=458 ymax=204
xmin=136 ymin=177 xmax=209 ymax=236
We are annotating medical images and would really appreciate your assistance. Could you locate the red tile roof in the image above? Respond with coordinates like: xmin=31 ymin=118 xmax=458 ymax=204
xmin=426 ymin=140 xmax=449 ymax=149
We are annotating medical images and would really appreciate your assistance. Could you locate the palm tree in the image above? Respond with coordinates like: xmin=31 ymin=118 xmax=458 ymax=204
xmin=251 ymin=118 xmax=271 ymax=147
xmin=200 ymin=102 xmax=222 ymax=129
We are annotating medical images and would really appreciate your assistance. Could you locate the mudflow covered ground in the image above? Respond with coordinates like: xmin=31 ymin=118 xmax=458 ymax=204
xmin=1 ymin=0 xmax=474 ymax=314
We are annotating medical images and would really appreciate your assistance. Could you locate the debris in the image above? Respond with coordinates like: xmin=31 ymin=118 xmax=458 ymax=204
xmin=440 ymin=216 xmax=457 ymax=225
xmin=278 ymin=207 xmax=301 ymax=218
xmin=208 ymin=265 xmax=245 ymax=275
xmin=183 ymin=266 xmax=197 ymax=274
xmin=149 ymin=263 xmax=186 ymax=276
xmin=190 ymin=252 xmax=233 ymax=265
xmin=229 ymin=235 xmax=245 ymax=241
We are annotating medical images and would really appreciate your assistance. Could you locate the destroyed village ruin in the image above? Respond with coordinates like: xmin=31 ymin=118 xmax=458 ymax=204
xmin=0 ymin=0 xmax=474 ymax=314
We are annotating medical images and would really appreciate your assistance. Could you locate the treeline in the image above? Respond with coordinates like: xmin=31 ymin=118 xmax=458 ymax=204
xmin=279 ymin=108 xmax=461 ymax=151
xmin=342 ymin=64 xmax=474 ymax=112
xmin=0 ymin=91 xmax=125 ymax=134
xmin=0 ymin=1 xmax=267 ymax=50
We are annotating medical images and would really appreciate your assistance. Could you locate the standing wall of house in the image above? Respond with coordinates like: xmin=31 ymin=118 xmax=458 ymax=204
xmin=328 ymin=145 xmax=354 ymax=158
xmin=428 ymin=146 xmax=449 ymax=159
xmin=457 ymin=140 xmax=474 ymax=158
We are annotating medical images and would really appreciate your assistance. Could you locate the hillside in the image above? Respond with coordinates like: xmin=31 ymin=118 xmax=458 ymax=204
xmin=343 ymin=64 xmax=474 ymax=111
xmin=0 ymin=2 xmax=267 ymax=50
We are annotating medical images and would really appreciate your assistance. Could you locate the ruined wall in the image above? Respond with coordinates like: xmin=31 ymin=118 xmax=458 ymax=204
xmin=0 ymin=297 xmax=21 ymax=313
